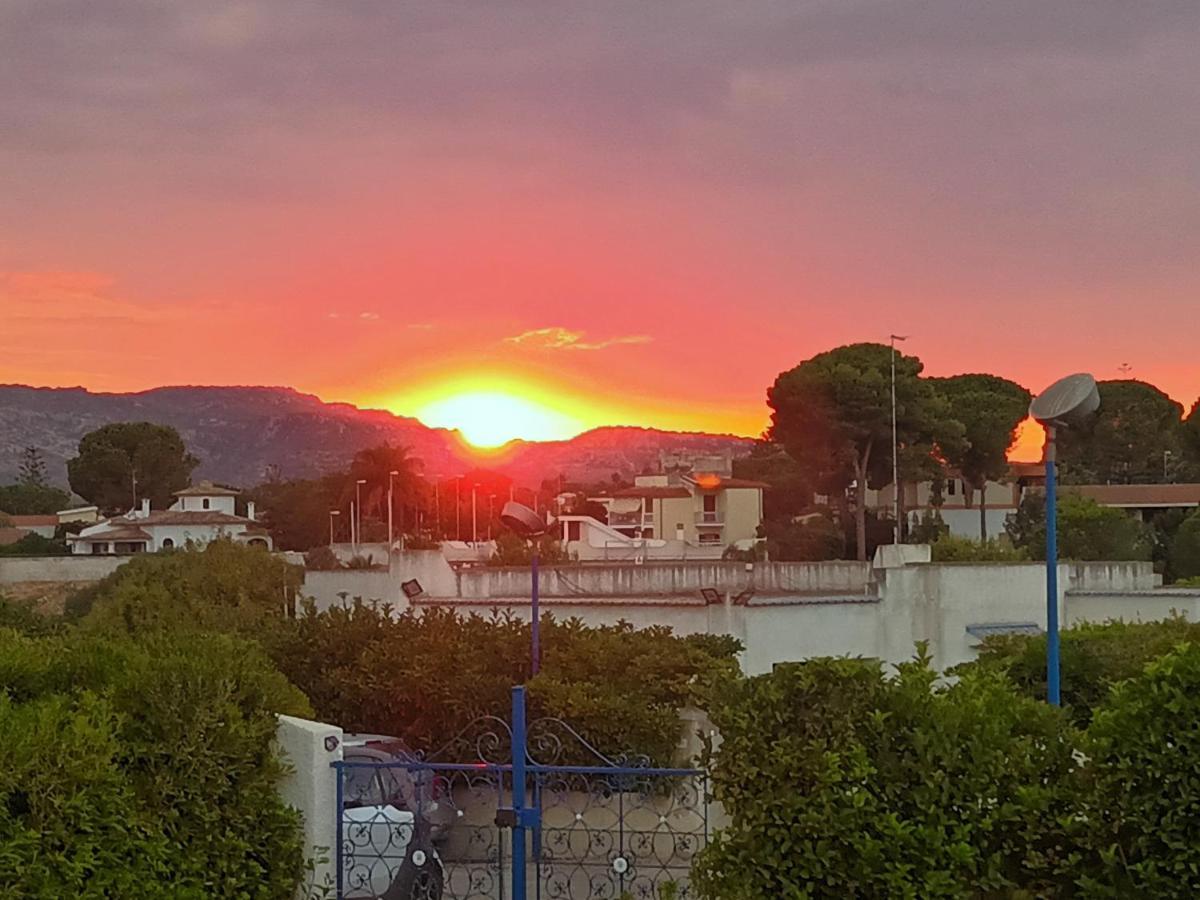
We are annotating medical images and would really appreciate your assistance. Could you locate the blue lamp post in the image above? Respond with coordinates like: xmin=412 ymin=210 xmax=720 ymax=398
xmin=500 ymin=500 xmax=552 ymax=677
xmin=1029 ymin=374 xmax=1099 ymax=706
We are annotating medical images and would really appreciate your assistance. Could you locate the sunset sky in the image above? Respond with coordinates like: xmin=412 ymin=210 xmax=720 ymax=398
xmin=2 ymin=3 xmax=1198 ymax=454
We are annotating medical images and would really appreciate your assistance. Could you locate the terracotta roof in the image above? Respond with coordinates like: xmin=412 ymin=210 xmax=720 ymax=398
xmin=610 ymin=486 xmax=692 ymax=499
xmin=72 ymin=525 xmax=152 ymax=542
xmin=173 ymin=481 xmax=241 ymax=497
xmin=7 ymin=514 xmax=58 ymax=527
xmin=111 ymin=510 xmax=254 ymax=527
xmin=687 ymin=476 xmax=770 ymax=490
xmin=1068 ymin=484 xmax=1200 ymax=508
xmin=0 ymin=527 xmax=30 ymax=546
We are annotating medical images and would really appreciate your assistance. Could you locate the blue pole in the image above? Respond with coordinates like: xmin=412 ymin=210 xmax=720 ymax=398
xmin=511 ymin=686 xmax=528 ymax=900
xmin=1045 ymin=426 xmax=1061 ymax=706
xmin=335 ymin=763 xmax=344 ymax=900
xmin=531 ymin=552 xmax=540 ymax=677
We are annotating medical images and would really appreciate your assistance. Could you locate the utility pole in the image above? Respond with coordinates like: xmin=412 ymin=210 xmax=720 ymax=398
xmin=387 ymin=470 xmax=398 ymax=553
xmin=890 ymin=334 xmax=908 ymax=545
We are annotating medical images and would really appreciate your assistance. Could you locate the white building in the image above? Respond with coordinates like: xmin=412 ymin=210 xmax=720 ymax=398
xmin=69 ymin=482 xmax=271 ymax=555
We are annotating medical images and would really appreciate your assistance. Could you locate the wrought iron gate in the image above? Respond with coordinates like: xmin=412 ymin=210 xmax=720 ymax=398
xmin=333 ymin=686 xmax=710 ymax=900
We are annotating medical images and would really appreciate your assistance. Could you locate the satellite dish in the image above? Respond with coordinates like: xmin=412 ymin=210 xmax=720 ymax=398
xmin=500 ymin=501 xmax=551 ymax=537
xmin=1029 ymin=373 xmax=1100 ymax=429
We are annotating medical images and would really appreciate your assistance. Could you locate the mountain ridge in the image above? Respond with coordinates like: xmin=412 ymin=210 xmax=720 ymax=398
xmin=0 ymin=384 xmax=756 ymax=489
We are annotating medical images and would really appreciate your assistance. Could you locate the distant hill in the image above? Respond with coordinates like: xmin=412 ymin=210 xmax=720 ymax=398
xmin=0 ymin=385 xmax=755 ymax=489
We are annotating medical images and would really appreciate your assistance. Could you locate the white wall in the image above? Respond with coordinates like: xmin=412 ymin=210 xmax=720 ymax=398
xmin=276 ymin=715 xmax=343 ymax=899
xmin=0 ymin=554 xmax=129 ymax=584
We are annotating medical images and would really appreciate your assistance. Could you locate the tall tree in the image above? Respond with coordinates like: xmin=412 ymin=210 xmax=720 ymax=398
xmin=347 ymin=443 xmax=424 ymax=528
xmin=1183 ymin=399 xmax=1200 ymax=478
xmin=67 ymin=422 xmax=199 ymax=514
xmin=767 ymin=343 xmax=961 ymax=561
xmin=17 ymin=447 xmax=48 ymax=487
xmin=932 ymin=374 xmax=1032 ymax=539
xmin=1055 ymin=380 xmax=1184 ymax=484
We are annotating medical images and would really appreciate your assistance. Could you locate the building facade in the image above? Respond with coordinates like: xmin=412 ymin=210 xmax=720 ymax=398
xmin=68 ymin=482 xmax=270 ymax=555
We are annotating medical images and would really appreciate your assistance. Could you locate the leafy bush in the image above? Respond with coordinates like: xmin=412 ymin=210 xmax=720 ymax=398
xmin=0 ymin=628 xmax=309 ymax=898
xmin=908 ymin=509 xmax=949 ymax=544
xmin=962 ymin=617 xmax=1200 ymax=724
xmin=1006 ymin=492 xmax=1153 ymax=561
xmin=489 ymin=531 xmax=570 ymax=566
xmin=763 ymin=513 xmax=844 ymax=561
xmin=303 ymin=545 xmax=341 ymax=570
xmin=77 ymin=539 xmax=302 ymax=632
xmin=1080 ymin=643 xmax=1200 ymax=896
xmin=1169 ymin=511 xmax=1200 ymax=581
xmin=266 ymin=602 xmax=740 ymax=764
xmin=694 ymin=651 xmax=1077 ymax=898
xmin=929 ymin=534 xmax=1029 ymax=562
xmin=0 ymin=595 xmax=63 ymax=637
xmin=0 ymin=532 xmax=69 ymax=556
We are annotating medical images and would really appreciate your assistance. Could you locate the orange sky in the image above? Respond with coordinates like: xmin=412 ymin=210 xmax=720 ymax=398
xmin=1 ymin=4 xmax=1197 ymax=449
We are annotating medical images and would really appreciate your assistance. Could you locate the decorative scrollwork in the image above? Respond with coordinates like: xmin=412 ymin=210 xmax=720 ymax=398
xmin=421 ymin=714 xmax=514 ymax=766
xmin=526 ymin=716 xmax=652 ymax=768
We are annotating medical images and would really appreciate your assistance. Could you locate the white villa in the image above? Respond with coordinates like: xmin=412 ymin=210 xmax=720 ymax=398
xmin=69 ymin=481 xmax=271 ymax=555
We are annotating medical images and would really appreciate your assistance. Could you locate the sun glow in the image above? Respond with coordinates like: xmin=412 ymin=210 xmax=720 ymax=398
xmin=415 ymin=390 xmax=583 ymax=447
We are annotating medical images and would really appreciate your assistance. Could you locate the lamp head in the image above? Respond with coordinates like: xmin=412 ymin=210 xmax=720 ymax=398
xmin=500 ymin=501 xmax=551 ymax=538
xmin=1029 ymin=373 xmax=1100 ymax=429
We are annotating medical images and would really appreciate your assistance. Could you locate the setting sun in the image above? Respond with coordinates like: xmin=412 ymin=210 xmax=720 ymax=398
xmin=415 ymin=390 xmax=583 ymax=447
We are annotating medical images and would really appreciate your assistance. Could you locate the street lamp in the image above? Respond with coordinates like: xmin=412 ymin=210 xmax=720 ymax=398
xmin=329 ymin=509 xmax=341 ymax=546
xmin=890 ymin=334 xmax=908 ymax=544
xmin=388 ymin=470 xmax=399 ymax=553
xmin=500 ymin=501 xmax=552 ymax=677
xmin=1029 ymin=373 xmax=1100 ymax=706
xmin=355 ymin=479 xmax=366 ymax=552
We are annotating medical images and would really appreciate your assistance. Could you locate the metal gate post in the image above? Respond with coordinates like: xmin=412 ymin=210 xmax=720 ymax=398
xmin=335 ymin=763 xmax=344 ymax=900
xmin=511 ymin=686 xmax=528 ymax=900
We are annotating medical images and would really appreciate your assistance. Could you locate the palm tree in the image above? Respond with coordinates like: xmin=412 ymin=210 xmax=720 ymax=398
xmin=346 ymin=443 xmax=425 ymax=527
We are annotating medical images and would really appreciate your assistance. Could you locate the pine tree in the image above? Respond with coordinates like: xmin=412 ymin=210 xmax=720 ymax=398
xmin=17 ymin=446 xmax=47 ymax=487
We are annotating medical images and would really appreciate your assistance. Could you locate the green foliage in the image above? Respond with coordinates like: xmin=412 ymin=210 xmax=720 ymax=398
xmin=0 ymin=532 xmax=69 ymax=556
xmin=694 ymin=652 xmax=1077 ymax=899
xmin=1178 ymin=575 xmax=1200 ymax=588
xmin=76 ymin=539 xmax=302 ymax=632
xmin=0 ymin=629 xmax=307 ymax=898
xmin=67 ymin=422 xmax=199 ymax=513
xmin=963 ymin=617 xmax=1200 ymax=724
xmin=489 ymin=530 xmax=570 ymax=566
xmin=1006 ymin=492 xmax=1153 ymax=561
xmin=908 ymin=509 xmax=949 ymax=544
xmin=0 ymin=595 xmax=64 ymax=637
xmin=1081 ymin=643 xmax=1200 ymax=896
xmin=1056 ymin=380 xmax=1185 ymax=484
xmin=1168 ymin=510 xmax=1200 ymax=581
xmin=931 ymin=374 xmax=1031 ymax=540
xmin=248 ymin=473 xmax=346 ymax=551
xmin=929 ymin=534 xmax=1029 ymax=562
xmin=0 ymin=482 xmax=71 ymax=516
xmin=304 ymin=544 xmax=341 ymax=570
xmin=763 ymin=514 xmax=845 ymax=561
xmin=767 ymin=343 xmax=963 ymax=560
xmin=266 ymin=602 xmax=740 ymax=764
xmin=732 ymin=442 xmax=814 ymax=523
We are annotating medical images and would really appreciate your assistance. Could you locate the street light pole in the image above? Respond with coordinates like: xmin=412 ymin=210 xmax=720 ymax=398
xmin=890 ymin=334 xmax=908 ymax=545
xmin=456 ymin=477 xmax=462 ymax=541
xmin=329 ymin=510 xmax=340 ymax=546
xmin=387 ymin=470 xmax=398 ymax=554
xmin=355 ymin=479 xmax=366 ymax=552
xmin=1044 ymin=426 xmax=1061 ymax=706
xmin=471 ymin=484 xmax=478 ymax=546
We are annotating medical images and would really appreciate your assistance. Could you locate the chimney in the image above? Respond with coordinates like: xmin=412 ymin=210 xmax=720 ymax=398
xmin=140 ymin=498 xmax=150 ymax=518
xmin=247 ymin=500 xmax=256 ymax=522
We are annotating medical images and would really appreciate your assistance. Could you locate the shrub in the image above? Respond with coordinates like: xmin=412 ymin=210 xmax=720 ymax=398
xmin=303 ymin=545 xmax=341 ymax=570
xmin=79 ymin=539 xmax=302 ymax=633
xmin=0 ymin=628 xmax=309 ymax=898
xmin=693 ymin=651 xmax=1077 ymax=898
xmin=929 ymin=534 xmax=1029 ymax=562
xmin=962 ymin=617 xmax=1200 ymax=724
xmin=1006 ymin=492 xmax=1152 ymax=561
xmin=0 ymin=595 xmax=63 ymax=637
xmin=0 ymin=532 xmax=69 ymax=556
xmin=1080 ymin=643 xmax=1200 ymax=896
xmin=489 ymin=531 xmax=570 ymax=566
xmin=764 ymin=514 xmax=844 ymax=561
xmin=1169 ymin=511 xmax=1200 ymax=582
xmin=266 ymin=602 xmax=740 ymax=764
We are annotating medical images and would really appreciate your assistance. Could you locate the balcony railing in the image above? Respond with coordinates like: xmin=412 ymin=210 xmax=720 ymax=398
xmin=609 ymin=512 xmax=656 ymax=529
xmin=695 ymin=510 xmax=724 ymax=526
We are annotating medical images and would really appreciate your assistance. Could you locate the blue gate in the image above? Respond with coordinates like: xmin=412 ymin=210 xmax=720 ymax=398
xmin=333 ymin=686 xmax=710 ymax=900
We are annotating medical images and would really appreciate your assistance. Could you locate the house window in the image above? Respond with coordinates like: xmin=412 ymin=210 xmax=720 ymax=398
xmin=946 ymin=479 xmax=957 ymax=496
xmin=161 ymin=538 xmax=174 ymax=549
xmin=567 ymin=521 xmax=582 ymax=541
xmin=703 ymin=494 xmax=717 ymax=512
xmin=202 ymin=498 xmax=210 ymax=510
xmin=698 ymin=532 xmax=721 ymax=544
xmin=91 ymin=542 xmax=107 ymax=555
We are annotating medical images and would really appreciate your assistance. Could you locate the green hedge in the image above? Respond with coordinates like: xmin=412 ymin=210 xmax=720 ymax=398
xmin=696 ymin=637 xmax=1200 ymax=899
xmin=694 ymin=652 xmax=1076 ymax=898
xmin=266 ymin=602 xmax=740 ymax=764
xmin=0 ymin=627 xmax=310 ymax=899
